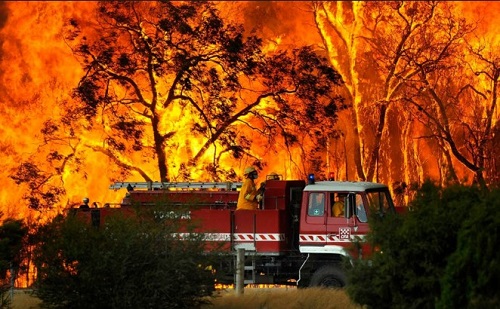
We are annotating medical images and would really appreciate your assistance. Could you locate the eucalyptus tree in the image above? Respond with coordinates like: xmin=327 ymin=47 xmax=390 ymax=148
xmin=402 ymin=34 xmax=499 ymax=188
xmin=64 ymin=1 xmax=343 ymax=182
xmin=11 ymin=1 xmax=343 ymax=211
xmin=312 ymin=1 xmax=472 ymax=186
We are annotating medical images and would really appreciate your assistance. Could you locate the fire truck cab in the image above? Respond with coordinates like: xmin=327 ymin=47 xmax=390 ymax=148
xmin=297 ymin=177 xmax=394 ymax=286
xmin=77 ymin=175 xmax=396 ymax=288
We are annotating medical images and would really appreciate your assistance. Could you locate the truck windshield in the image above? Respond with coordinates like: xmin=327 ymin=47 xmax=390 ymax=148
xmin=365 ymin=190 xmax=393 ymax=215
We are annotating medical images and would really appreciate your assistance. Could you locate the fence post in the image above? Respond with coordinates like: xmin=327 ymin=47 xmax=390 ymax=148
xmin=235 ymin=248 xmax=245 ymax=295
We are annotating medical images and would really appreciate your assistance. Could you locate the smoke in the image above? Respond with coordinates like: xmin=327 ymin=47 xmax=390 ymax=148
xmin=219 ymin=2 xmax=322 ymax=50
xmin=460 ymin=1 xmax=500 ymax=35
xmin=0 ymin=2 xmax=8 ymax=29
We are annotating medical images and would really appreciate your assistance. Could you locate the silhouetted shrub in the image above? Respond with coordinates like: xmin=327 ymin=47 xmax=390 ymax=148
xmin=437 ymin=188 xmax=500 ymax=308
xmin=347 ymin=181 xmax=500 ymax=309
xmin=32 ymin=206 xmax=217 ymax=309
xmin=0 ymin=218 xmax=27 ymax=309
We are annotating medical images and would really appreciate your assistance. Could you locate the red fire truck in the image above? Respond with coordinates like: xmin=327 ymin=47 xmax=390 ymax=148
xmin=78 ymin=174 xmax=397 ymax=288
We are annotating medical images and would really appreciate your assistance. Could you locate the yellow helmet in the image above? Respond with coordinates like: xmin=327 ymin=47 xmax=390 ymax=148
xmin=244 ymin=166 xmax=256 ymax=175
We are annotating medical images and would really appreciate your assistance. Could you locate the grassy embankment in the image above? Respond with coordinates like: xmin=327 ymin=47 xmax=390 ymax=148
xmin=11 ymin=287 xmax=362 ymax=309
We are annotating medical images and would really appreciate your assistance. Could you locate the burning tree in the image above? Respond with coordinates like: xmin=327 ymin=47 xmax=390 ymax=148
xmin=10 ymin=1 xmax=344 ymax=210
xmin=313 ymin=1 xmax=454 ymax=183
xmin=402 ymin=40 xmax=499 ymax=188
xmin=312 ymin=1 xmax=498 ymax=189
xmin=465 ymin=39 xmax=500 ymax=186
xmin=61 ymin=1 xmax=343 ymax=182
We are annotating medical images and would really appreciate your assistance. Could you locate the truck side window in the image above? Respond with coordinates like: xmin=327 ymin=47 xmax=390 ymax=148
xmin=366 ymin=191 xmax=391 ymax=216
xmin=308 ymin=193 xmax=325 ymax=216
xmin=355 ymin=194 xmax=367 ymax=222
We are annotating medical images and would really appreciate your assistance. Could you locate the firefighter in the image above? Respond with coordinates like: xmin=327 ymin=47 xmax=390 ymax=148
xmin=332 ymin=193 xmax=346 ymax=217
xmin=236 ymin=166 xmax=262 ymax=210
xmin=79 ymin=197 xmax=90 ymax=209
xmin=254 ymin=172 xmax=279 ymax=210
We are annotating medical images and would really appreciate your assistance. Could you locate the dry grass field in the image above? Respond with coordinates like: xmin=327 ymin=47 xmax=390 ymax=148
xmin=10 ymin=290 xmax=41 ymax=309
xmin=10 ymin=287 xmax=362 ymax=309
xmin=204 ymin=287 xmax=363 ymax=309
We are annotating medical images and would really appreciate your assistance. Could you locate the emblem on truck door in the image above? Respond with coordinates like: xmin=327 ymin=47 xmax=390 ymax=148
xmin=339 ymin=227 xmax=351 ymax=240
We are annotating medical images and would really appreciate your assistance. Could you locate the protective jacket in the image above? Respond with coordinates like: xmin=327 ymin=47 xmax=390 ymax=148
xmin=236 ymin=178 xmax=258 ymax=210
xmin=333 ymin=201 xmax=344 ymax=217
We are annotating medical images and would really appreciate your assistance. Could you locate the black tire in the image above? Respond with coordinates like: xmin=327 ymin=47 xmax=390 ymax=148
xmin=309 ymin=265 xmax=346 ymax=288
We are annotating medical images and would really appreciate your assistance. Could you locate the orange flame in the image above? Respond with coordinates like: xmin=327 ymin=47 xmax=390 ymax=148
xmin=0 ymin=1 xmax=497 ymax=221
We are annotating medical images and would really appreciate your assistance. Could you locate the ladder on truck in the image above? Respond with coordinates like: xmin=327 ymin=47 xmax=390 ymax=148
xmin=109 ymin=181 xmax=243 ymax=191
xmin=244 ymin=256 xmax=258 ymax=285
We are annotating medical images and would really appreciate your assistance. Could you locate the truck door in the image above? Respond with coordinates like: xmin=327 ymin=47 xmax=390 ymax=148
xmin=326 ymin=192 xmax=351 ymax=247
xmin=326 ymin=192 xmax=369 ymax=254
xmin=299 ymin=192 xmax=327 ymax=246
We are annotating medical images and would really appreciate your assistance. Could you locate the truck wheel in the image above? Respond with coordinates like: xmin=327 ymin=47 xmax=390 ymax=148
xmin=309 ymin=265 xmax=346 ymax=288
